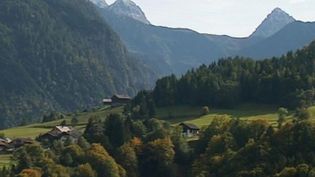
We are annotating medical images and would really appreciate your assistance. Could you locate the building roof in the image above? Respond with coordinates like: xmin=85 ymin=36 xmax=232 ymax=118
xmin=0 ymin=142 xmax=8 ymax=147
xmin=112 ymin=94 xmax=131 ymax=100
xmin=40 ymin=126 xmax=81 ymax=140
xmin=102 ymin=98 xmax=112 ymax=103
xmin=55 ymin=126 xmax=73 ymax=133
xmin=10 ymin=138 xmax=33 ymax=145
xmin=0 ymin=137 xmax=11 ymax=143
xmin=46 ymin=129 xmax=64 ymax=137
xmin=179 ymin=122 xmax=200 ymax=130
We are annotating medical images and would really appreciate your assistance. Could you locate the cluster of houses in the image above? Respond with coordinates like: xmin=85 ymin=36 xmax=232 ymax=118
xmin=0 ymin=94 xmax=130 ymax=154
xmin=0 ymin=125 xmax=81 ymax=154
xmin=0 ymin=94 xmax=200 ymax=154
xmin=0 ymin=124 xmax=199 ymax=154
xmin=37 ymin=125 xmax=81 ymax=143
xmin=0 ymin=137 xmax=33 ymax=153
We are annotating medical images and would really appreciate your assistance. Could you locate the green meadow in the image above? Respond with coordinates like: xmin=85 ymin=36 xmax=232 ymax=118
xmin=3 ymin=104 xmax=315 ymax=139
xmin=0 ymin=106 xmax=123 ymax=139
xmin=2 ymin=104 xmax=315 ymax=140
xmin=157 ymin=104 xmax=315 ymax=128
xmin=0 ymin=154 xmax=14 ymax=168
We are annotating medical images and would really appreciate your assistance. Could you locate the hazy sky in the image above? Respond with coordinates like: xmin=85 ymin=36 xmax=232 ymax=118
xmin=106 ymin=0 xmax=315 ymax=37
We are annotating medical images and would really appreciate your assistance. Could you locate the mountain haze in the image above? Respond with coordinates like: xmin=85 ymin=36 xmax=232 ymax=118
xmin=240 ymin=21 xmax=315 ymax=59
xmin=98 ymin=7 xmax=225 ymax=75
xmin=96 ymin=4 xmax=315 ymax=76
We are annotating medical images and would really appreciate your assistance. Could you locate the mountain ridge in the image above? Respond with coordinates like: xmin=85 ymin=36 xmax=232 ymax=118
xmin=239 ymin=21 xmax=315 ymax=59
xmin=97 ymin=6 xmax=315 ymax=76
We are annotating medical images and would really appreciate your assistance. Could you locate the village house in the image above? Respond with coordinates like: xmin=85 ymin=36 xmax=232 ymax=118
xmin=0 ymin=137 xmax=11 ymax=153
xmin=179 ymin=122 xmax=200 ymax=137
xmin=10 ymin=138 xmax=33 ymax=149
xmin=38 ymin=126 xmax=81 ymax=143
xmin=0 ymin=142 xmax=8 ymax=153
xmin=0 ymin=137 xmax=11 ymax=144
xmin=102 ymin=94 xmax=131 ymax=107
xmin=0 ymin=137 xmax=33 ymax=153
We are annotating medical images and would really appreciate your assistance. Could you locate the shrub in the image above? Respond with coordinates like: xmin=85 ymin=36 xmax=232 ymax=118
xmin=201 ymin=106 xmax=210 ymax=115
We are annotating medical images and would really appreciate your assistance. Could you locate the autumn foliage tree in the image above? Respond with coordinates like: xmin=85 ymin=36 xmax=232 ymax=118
xmin=86 ymin=144 xmax=125 ymax=177
xmin=139 ymin=138 xmax=175 ymax=177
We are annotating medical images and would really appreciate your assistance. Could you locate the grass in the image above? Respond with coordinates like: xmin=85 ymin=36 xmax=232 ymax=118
xmin=2 ymin=104 xmax=315 ymax=139
xmin=0 ymin=106 xmax=123 ymax=139
xmin=0 ymin=154 xmax=13 ymax=168
xmin=158 ymin=104 xmax=315 ymax=128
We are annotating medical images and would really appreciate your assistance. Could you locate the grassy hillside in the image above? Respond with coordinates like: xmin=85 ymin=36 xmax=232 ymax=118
xmin=3 ymin=104 xmax=315 ymax=140
xmin=0 ymin=154 xmax=14 ymax=168
xmin=157 ymin=104 xmax=315 ymax=128
xmin=0 ymin=106 xmax=123 ymax=139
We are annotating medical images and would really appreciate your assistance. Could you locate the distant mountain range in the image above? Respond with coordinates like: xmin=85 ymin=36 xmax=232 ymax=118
xmin=239 ymin=21 xmax=315 ymax=59
xmin=91 ymin=0 xmax=315 ymax=75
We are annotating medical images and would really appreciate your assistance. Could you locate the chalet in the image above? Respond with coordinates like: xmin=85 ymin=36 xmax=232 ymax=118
xmin=0 ymin=138 xmax=12 ymax=153
xmin=0 ymin=137 xmax=33 ymax=153
xmin=111 ymin=94 xmax=131 ymax=106
xmin=103 ymin=94 xmax=131 ymax=107
xmin=38 ymin=126 xmax=81 ymax=143
xmin=0 ymin=138 xmax=11 ymax=144
xmin=0 ymin=142 xmax=8 ymax=152
xmin=179 ymin=123 xmax=200 ymax=137
xmin=10 ymin=138 xmax=34 ymax=149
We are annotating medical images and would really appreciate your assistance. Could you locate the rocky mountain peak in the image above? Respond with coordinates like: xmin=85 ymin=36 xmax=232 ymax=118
xmin=251 ymin=7 xmax=296 ymax=38
xmin=109 ymin=0 xmax=150 ymax=24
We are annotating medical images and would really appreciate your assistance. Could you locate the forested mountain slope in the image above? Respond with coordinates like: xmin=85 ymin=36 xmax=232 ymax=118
xmin=152 ymin=40 xmax=315 ymax=109
xmin=0 ymin=0 xmax=155 ymax=129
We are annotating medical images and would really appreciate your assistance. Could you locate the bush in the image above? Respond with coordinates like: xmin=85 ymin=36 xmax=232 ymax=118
xmin=18 ymin=168 xmax=42 ymax=177
xmin=295 ymin=108 xmax=311 ymax=121
xmin=201 ymin=106 xmax=210 ymax=115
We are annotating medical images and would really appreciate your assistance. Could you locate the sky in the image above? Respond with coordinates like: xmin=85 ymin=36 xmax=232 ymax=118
xmin=106 ymin=0 xmax=315 ymax=37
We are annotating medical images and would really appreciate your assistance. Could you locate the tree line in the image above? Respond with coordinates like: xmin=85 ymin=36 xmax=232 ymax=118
xmin=153 ymin=41 xmax=315 ymax=109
